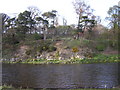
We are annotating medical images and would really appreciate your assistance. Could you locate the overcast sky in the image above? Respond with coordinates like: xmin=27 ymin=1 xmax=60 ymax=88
xmin=0 ymin=0 xmax=119 ymax=26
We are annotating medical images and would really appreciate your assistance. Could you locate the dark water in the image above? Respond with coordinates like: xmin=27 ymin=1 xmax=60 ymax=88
xmin=2 ymin=63 xmax=119 ymax=88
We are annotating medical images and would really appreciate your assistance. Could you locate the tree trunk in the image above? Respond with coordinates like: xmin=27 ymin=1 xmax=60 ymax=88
xmin=0 ymin=14 xmax=2 ymax=59
xmin=43 ymin=26 xmax=47 ymax=40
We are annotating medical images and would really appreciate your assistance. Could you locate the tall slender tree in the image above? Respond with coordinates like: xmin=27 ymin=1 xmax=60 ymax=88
xmin=106 ymin=5 xmax=120 ymax=47
xmin=0 ymin=13 xmax=10 ymax=33
xmin=73 ymin=0 xmax=97 ymax=38
xmin=106 ymin=5 xmax=119 ymax=30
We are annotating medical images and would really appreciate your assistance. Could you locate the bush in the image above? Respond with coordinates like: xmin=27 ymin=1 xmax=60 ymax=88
xmin=37 ymin=45 xmax=57 ymax=53
xmin=66 ymin=39 xmax=81 ymax=48
xmin=48 ymin=46 xmax=57 ymax=52
xmin=3 ymin=35 xmax=19 ymax=45
xmin=25 ymin=50 xmax=31 ymax=55
xmin=108 ymin=40 xmax=118 ymax=49
xmin=96 ymin=44 xmax=106 ymax=51
xmin=72 ymin=47 xmax=79 ymax=53
xmin=80 ymin=39 xmax=91 ymax=47
xmin=32 ymin=33 xmax=43 ymax=40
xmin=35 ymin=41 xmax=56 ymax=52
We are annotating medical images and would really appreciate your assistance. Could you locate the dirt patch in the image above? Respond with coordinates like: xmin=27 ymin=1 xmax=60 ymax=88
xmin=102 ymin=47 xmax=118 ymax=55
xmin=16 ymin=45 xmax=29 ymax=58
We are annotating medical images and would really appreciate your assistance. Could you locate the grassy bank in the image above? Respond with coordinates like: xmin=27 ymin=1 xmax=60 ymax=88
xmin=1 ymin=86 xmax=120 ymax=90
xmin=2 ymin=54 xmax=119 ymax=64
xmin=1 ymin=85 xmax=34 ymax=90
xmin=0 ymin=85 xmax=120 ymax=90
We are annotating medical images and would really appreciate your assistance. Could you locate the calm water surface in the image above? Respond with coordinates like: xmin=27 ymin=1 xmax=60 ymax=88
xmin=2 ymin=63 xmax=119 ymax=88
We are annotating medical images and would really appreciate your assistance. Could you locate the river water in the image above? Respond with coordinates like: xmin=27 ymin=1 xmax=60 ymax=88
xmin=2 ymin=63 xmax=120 ymax=88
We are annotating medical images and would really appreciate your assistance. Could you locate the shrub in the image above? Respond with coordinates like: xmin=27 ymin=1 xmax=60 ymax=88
xmin=66 ymin=39 xmax=81 ymax=48
xmin=25 ymin=50 xmax=31 ymax=55
xmin=72 ymin=47 xmax=79 ymax=53
xmin=96 ymin=44 xmax=106 ymax=51
xmin=55 ymin=51 xmax=60 ymax=58
xmin=35 ymin=41 xmax=56 ymax=52
xmin=64 ymin=46 xmax=70 ymax=49
xmin=48 ymin=46 xmax=57 ymax=52
xmin=32 ymin=33 xmax=43 ymax=40
xmin=80 ymin=39 xmax=90 ymax=47
xmin=108 ymin=40 xmax=118 ymax=49
xmin=3 ymin=35 xmax=19 ymax=45
xmin=42 ymin=46 xmax=49 ymax=51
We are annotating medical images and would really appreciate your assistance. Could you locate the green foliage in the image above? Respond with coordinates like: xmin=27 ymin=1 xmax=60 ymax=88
xmin=48 ymin=46 xmax=57 ymax=52
xmin=17 ymin=11 xmax=36 ymax=26
xmin=0 ymin=84 xmax=34 ymax=90
xmin=65 ymin=39 xmax=81 ymax=48
xmin=55 ymin=51 xmax=60 ymax=59
xmin=25 ymin=50 xmax=32 ymax=55
xmin=109 ymin=40 xmax=118 ymax=49
xmin=25 ymin=40 xmax=57 ymax=57
xmin=4 ymin=54 xmax=119 ymax=64
xmin=94 ymin=29 xmax=118 ymax=50
xmin=2 ymin=7 xmax=119 ymax=63
xmin=37 ymin=44 xmax=57 ymax=52
xmin=2 ymin=47 xmax=15 ymax=59
xmin=42 ymin=12 xmax=56 ymax=18
xmin=1 ymin=85 xmax=13 ymax=89
xmin=3 ymin=35 xmax=19 ymax=45
xmin=64 ymin=39 xmax=92 ymax=49
xmin=16 ymin=26 xmax=29 ymax=34
xmin=36 ymin=16 xmax=43 ymax=21
xmin=95 ymin=44 xmax=106 ymax=51
xmin=81 ymin=39 xmax=91 ymax=47
xmin=32 ymin=33 xmax=42 ymax=40
xmin=73 ymin=0 xmax=96 ymax=35
xmin=106 ymin=5 xmax=119 ymax=29
xmin=42 ymin=10 xmax=57 ymax=27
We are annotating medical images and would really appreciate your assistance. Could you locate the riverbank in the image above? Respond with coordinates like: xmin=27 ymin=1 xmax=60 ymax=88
xmin=1 ymin=85 xmax=120 ymax=90
xmin=2 ymin=54 xmax=119 ymax=64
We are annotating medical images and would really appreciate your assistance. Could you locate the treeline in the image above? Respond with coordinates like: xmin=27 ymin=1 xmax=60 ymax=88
xmin=1 ymin=0 xmax=119 ymax=59
xmin=1 ymin=1 xmax=119 ymax=46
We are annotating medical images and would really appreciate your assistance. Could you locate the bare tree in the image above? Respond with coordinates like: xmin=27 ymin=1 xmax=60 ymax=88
xmin=27 ymin=6 xmax=42 ymax=33
xmin=106 ymin=5 xmax=119 ymax=29
xmin=73 ymin=0 xmax=97 ymax=39
xmin=0 ymin=13 xmax=10 ymax=33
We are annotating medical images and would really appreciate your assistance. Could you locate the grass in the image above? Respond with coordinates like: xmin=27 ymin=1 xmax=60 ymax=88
xmin=63 ymin=38 xmax=91 ymax=48
xmin=0 ymin=85 xmax=33 ymax=90
xmin=0 ymin=87 xmax=120 ymax=90
xmin=1 ymin=83 xmax=120 ymax=90
xmin=0 ymin=84 xmax=13 ymax=89
xmin=2 ymin=54 xmax=119 ymax=64
xmin=0 ymin=85 xmax=120 ymax=90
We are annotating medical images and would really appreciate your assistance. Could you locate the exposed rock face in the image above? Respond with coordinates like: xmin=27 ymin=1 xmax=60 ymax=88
xmin=15 ymin=45 xmax=29 ymax=59
xmin=8 ymin=41 xmax=94 ymax=61
xmin=38 ymin=41 xmax=93 ymax=60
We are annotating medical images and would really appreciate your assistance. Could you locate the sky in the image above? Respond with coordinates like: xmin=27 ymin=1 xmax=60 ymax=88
xmin=0 ymin=0 xmax=119 ymax=26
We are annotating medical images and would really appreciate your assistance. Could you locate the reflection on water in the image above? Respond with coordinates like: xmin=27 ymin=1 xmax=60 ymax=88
xmin=2 ymin=63 xmax=119 ymax=88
